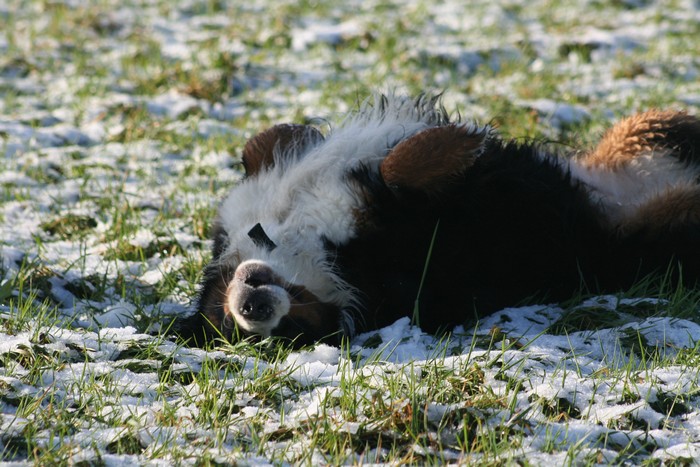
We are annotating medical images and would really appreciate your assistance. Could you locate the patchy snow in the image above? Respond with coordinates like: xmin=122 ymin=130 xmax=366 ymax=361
xmin=94 ymin=301 xmax=137 ymax=327
xmin=145 ymin=90 xmax=203 ymax=119
xmin=291 ymin=19 xmax=364 ymax=51
xmin=3 ymin=310 xmax=700 ymax=463
xmin=2 ymin=0 xmax=700 ymax=464
xmin=521 ymin=98 xmax=591 ymax=127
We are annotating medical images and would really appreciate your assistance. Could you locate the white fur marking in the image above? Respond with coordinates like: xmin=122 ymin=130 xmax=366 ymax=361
xmin=569 ymin=151 xmax=700 ymax=223
xmin=226 ymin=260 xmax=291 ymax=337
xmin=218 ymin=96 xmax=476 ymax=311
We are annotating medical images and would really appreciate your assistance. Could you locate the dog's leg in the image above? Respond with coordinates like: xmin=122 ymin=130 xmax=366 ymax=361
xmin=583 ymin=110 xmax=700 ymax=169
xmin=575 ymin=110 xmax=700 ymax=287
xmin=571 ymin=110 xmax=700 ymax=234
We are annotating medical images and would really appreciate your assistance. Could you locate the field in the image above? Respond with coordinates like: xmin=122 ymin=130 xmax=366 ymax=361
xmin=2 ymin=0 xmax=700 ymax=464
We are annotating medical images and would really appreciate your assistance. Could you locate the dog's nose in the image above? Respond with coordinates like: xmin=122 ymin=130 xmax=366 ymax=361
xmin=239 ymin=294 xmax=275 ymax=321
xmin=231 ymin=261 xmax=283 ymax=322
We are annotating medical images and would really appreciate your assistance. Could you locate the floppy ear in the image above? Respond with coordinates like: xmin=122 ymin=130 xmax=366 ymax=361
xmin=380 ymin=124 xmax=488 ymax=195
xmin=584 ymin=110 xmax=700 ymax=168
xmin=242 ymin=124 xmax=324 ymax=176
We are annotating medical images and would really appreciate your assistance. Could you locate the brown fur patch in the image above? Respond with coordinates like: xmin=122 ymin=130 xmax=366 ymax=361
xmin=287 ymin=285 xmax=340 ymax=338
xmin=584 ymin=110 xmax=699 ymax=169
xmin=380 ymin=124 xmax=486 ymax=194
xmin=242 ymin=124 xmax=324 ymax=176
xmin=617 ymin=186 xmax=700 ymax=236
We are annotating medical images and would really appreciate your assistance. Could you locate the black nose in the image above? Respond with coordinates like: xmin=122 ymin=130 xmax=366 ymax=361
xmin=240 ymin=294 xmax=275 ymax=321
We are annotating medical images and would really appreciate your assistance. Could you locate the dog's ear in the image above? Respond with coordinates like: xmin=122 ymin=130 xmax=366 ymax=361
xmin=242 ymin=124 xmax=324 ymax=176
xmin=584 ymin=110 xmax=700 ymax=168
xmin=379 ymin=124 xmax=488 ymax=195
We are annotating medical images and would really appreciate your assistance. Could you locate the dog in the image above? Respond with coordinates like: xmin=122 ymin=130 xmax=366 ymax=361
xmin=177 ymin=94 xmax=700 ymax=347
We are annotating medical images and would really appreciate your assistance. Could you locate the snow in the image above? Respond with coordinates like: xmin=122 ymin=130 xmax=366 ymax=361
xmin=283 ymin=344 xmax=341 ymax=387
xmin=146 ymin=91 xmax=203 ymax=119
xmin=2 ymin=0 xmax=700 ymax=463
xmin=291 ymin=19 xmax=364 ymax=51
xmin=522 ymin=99 xmax=591 ymax=127
xmin=94 ymin=301 xmax=137 ymax=327
xmin=5 ymin=304 xmax=698 ymax=462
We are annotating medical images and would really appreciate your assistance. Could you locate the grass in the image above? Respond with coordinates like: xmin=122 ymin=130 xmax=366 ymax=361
xmin=1 ymin=294 xmax=699 ymax=464
xmin=2 ymin=0 xmax=700 ymax=464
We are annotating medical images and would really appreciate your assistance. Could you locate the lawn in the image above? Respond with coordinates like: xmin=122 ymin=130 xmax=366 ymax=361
xmin=2 ymin=0 xmax=700 ymax=464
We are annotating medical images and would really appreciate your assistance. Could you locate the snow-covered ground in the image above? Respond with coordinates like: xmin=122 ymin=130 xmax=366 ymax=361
xmin=2 ymin=0 xmax=700 ymax=464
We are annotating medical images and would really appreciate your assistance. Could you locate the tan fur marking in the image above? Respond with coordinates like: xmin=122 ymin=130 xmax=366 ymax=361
xmin=242 ymin=124 xmax=323 ymax=176
xmin=287 ymin=286 xmax=339 ymax=337
xmin=380 ymin=124 xmax=485 ymax=193
xmin=584 ymin=110 xmax=697 ymax=169
xmin=616 ymin=186 xmax=700 ymax=236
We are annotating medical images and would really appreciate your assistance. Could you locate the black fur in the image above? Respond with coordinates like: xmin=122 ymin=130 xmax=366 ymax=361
xmin=177 ymin=103 xmax=700 ymax=347
xmin=336 ymin=141 xmax=610 ymax=333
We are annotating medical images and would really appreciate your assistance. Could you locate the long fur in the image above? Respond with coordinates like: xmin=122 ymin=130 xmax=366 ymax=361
xmin=177 ymin=95 xmax=700 ymax=347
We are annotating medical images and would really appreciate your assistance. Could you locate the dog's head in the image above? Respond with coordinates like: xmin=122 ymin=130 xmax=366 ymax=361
xmin=194 ymin=96 xmax=489 ymax=346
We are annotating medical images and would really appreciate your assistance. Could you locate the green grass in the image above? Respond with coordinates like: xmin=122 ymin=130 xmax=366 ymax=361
xmin=2 ymin=0 xmax=700 ymax=464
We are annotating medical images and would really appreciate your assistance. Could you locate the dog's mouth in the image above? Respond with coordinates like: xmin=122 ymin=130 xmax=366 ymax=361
xmin=223 ymin=260 xmax=343 ymax=343
xmin=224 ymin=260 xmax=290 ymax=336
